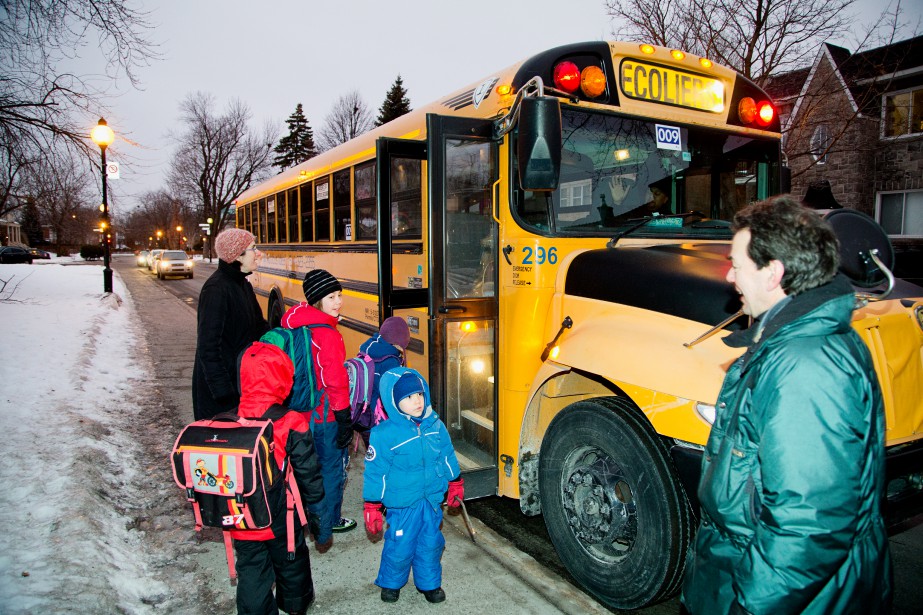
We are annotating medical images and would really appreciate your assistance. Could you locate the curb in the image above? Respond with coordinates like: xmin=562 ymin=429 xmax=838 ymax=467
xmin=443 ymin=510 xmax=612 ymax=614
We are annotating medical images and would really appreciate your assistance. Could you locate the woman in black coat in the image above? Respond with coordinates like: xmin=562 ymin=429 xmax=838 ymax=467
xmin=192 ymin=228 xmax=269 ymax=420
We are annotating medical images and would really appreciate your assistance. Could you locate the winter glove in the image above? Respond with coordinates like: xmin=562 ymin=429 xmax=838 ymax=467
xmin=364 ymin=501 xmax=384 ymax=535
xmin=307 ymin=512 xmax=321 ymax=540
xmin=333 ymin=408 xmax=353 ymax=449
xmin=446 ymin=477 xmax=464 ymax=508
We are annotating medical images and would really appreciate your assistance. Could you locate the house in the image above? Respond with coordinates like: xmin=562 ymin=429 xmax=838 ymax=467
xmin=765 ymin=35 xmax=923 ymax=283
xmin=1 ymin=216 xmax=23 ymax=246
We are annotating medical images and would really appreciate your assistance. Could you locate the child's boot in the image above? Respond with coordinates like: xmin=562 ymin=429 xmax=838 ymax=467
xmin=381 ymin=587 xmax=400 ymax=602
xmin=419 ymin=587 xmax=446 ymax=603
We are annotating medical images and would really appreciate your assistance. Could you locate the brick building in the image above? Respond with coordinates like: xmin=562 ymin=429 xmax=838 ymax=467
xmin=765 ymin=35 xmax=922 ymax=282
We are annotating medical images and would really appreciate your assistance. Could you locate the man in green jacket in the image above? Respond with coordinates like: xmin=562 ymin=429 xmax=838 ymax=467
xmin=681 ymin=196 xmax=892 ymax=614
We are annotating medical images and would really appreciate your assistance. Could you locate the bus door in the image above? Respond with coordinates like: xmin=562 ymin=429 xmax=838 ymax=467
xmin=376 ymin=136 xmax=428 ymax=387
xmin=427 ymin=114 xmax=499 ymax=499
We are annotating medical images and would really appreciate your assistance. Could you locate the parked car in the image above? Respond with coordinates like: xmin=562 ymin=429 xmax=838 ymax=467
xmin=28 ymin=248 xmax=51 ymax=259
xmin=147 ymin=249 xmax=164 ymax=272
xmin=137 ymin=250 xmax=150 ymax=267
xmin=0 ymin=246 xmax=33 ymax=264
xmin=155 ymin=250 xmax=194 ymax=279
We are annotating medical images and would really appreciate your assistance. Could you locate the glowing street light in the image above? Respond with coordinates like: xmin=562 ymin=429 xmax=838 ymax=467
xmin=90 ymin=118 xmax=115 ymax=293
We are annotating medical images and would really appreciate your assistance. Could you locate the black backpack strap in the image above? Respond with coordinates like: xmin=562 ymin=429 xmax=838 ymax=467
xmin=260 ymin=404 xmax=289 ymax=422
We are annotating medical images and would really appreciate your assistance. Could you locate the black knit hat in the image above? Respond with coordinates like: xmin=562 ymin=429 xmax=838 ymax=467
xmin=302 ymin=269 xmax=342 ymax=305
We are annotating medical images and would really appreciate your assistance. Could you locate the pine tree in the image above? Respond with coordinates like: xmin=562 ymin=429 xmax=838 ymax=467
xmin=18 ymin=199 xmax=44 ymax=246
xmin=273 ymin=103 xmax=317 ymax=170
xmin=375 ymin=75 xmax=412 ymax=127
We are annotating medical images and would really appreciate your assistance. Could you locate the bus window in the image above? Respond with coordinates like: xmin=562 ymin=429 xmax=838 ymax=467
xmin=251 ymin=200 xmax=259 ymax=242
xmin=446 ymin=319 xmax=495 ymax=469
xmin=268 ymin=195 xmax=279 ymax=243
xmin=334 ymin=169 xmax=351 ymax=241
xmin=259 ymin=198 xmax=268 ymax=243
xmin=238 ymin=202 xmax=247 ymax=235
xmin=390 ymin=158 xmax=421 ymax=239
xmin=299 ymin=183 xmax=313 ymax=241
xmin=516 ymin=191 xmax=552 ymax=231
xmin=315 ymin=178 xmax=330 ymax=242
xmin=445 ymin=139 xmax=496 ymax=298
xmin=355 ymin=161 xmax=376 ymax=240
xmin=278 ymin=191 xmax=289 ymax=243
xmin=287 ymin=188 xmax=298 ymax=242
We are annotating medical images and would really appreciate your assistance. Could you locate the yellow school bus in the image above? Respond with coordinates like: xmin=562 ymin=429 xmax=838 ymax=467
xmin=235 ymin=41 xmax=923 ymax=609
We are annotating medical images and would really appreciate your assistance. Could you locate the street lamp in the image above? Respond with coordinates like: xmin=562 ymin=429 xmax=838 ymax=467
xmin=156 ymin=230 xmax=163 ymax=247
xmin=91 ymin=118 xmax=115 ymax=292
xmin=176 ymin=225 xmax=183 ymax=249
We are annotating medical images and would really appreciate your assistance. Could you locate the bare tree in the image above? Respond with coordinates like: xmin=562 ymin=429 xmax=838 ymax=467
xmin=0 ymin=142 xmax=36 ymax=220
xmin=0 ymin=0 xmax=156 ymax=157
xmin=316 ymin=90 xmax=374 ymax=151
xmin=122 ymin=189 xmax=197 ymax=250
xmin=21 ymin=149 xmax=98 ymax=253
xmin=167 ymin=93 xmax=277 ymax=234
xmin=605 ymin=0 xmax=856 ymax=83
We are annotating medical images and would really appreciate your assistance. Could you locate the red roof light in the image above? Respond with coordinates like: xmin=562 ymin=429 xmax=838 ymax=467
xmin=757 ymin=101 xmax=775 ymax=125
xmin=553 ymin=61 xmax=581 ymax=93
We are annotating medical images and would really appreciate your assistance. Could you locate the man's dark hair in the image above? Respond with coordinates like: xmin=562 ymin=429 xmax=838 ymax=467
xmin=732 ymin=195 xmax=840 ymax=296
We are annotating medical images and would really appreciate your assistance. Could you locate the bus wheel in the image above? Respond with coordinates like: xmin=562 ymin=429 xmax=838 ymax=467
xmin=538 ymin=396 xmax=693 ymax=610
xmin=269 ymin=296 xmax=284 ymax=328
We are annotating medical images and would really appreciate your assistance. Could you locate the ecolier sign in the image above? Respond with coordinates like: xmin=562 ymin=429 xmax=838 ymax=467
xmin=619 ymin=60 xmax=725 ymax=113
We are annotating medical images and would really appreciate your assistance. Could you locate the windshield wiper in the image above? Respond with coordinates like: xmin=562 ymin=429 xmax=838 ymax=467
xmin=606 ymin=212 xmax=699 ymax=248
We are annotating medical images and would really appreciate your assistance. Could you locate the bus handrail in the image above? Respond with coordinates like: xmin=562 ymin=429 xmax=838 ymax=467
xmin=494 ymin=76 xmax=545 ymax=138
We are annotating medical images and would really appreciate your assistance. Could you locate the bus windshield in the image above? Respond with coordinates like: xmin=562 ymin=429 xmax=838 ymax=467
xmin=514 ymin=108 xmax=782 ymax=237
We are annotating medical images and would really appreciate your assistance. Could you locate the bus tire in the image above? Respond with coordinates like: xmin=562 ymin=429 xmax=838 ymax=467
xmin=268 ymin=295 xmax=285 ymax=328
xmin=538 ymin=396 xmax=693 ymax=610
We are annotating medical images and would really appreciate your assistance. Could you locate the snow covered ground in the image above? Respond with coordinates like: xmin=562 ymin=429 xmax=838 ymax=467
xmin=0 ymin=259 xmax=216 ymax=613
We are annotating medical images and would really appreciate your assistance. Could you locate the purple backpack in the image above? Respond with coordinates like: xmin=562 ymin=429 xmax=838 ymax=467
xmin=344 ymin=352 xmax=389 ymax=430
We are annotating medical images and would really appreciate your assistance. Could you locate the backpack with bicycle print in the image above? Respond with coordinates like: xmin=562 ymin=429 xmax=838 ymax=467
xmin=171 ymin=409 xmax=306 ymax=582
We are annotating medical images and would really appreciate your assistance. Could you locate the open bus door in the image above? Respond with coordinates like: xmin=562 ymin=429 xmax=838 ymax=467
xmin=376 ymin=116 xmax=499 ymax=500
xmin=427 ymin=115 xmax=499 ymax=499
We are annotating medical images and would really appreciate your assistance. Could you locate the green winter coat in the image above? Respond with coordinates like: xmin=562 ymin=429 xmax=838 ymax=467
xmin=681 ymin=275 xmax=892 ymax=615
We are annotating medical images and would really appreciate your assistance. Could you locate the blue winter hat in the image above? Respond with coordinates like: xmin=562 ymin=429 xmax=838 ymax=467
xmin=392 ymin=372 xmax=424 ymax=405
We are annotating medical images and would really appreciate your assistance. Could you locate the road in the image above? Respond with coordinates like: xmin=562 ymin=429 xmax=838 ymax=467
xmin=113 ymin=253 xmax=923 ymax=614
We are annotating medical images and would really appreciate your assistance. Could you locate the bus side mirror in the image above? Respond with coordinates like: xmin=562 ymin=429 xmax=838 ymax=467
xmin=517 ymin=97 xmax=562 ymax=191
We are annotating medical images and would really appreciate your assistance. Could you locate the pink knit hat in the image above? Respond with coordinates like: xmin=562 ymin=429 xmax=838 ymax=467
xmin=215 ymin=228 xmax=255 ymax=263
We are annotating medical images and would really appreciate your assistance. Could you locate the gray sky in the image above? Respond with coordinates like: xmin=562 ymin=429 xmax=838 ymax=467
xmin=79 ymin=0 xmax=913 ymax=216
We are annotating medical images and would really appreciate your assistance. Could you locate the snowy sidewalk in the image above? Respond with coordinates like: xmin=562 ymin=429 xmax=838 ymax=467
xmin=0 ymin=260 xmax=606 ymax=614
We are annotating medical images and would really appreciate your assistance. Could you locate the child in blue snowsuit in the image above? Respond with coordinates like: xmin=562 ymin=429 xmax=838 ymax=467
xmin=362 ymin=368 xmax=464 ymax=604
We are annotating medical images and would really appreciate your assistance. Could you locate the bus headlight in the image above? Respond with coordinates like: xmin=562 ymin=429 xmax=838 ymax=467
xmin=695 ymin=402 xmax=716 ymax=425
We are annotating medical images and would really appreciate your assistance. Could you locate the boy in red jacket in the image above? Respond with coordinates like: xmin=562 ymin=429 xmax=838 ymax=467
xmin=232 ymin=341 xmax=325 ymax=615
xmin=281 ymin=269 xmax=357 ymax=553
